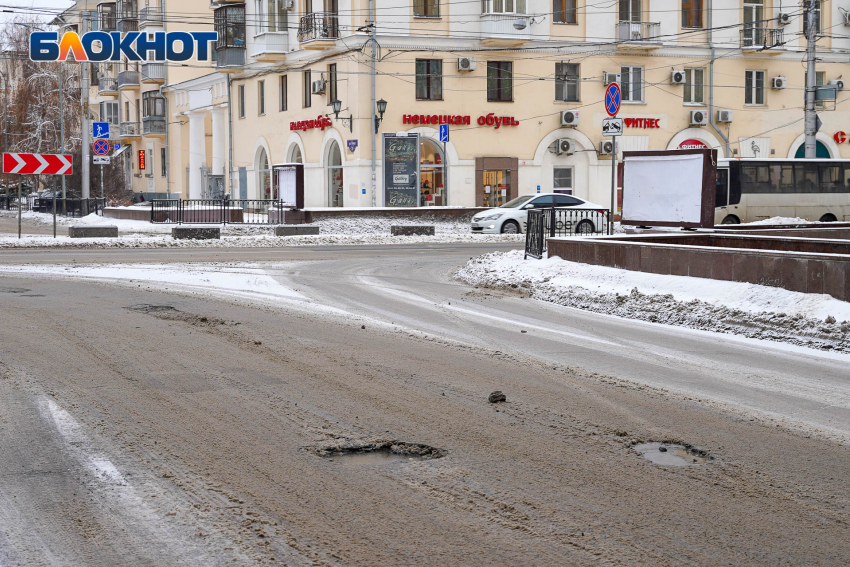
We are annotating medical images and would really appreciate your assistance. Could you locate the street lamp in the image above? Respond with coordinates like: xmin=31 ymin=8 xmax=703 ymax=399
xmin=330 ymin=99 xmax=353 ymax=133
xmin=374 ymin=98 xmax=387 ymax=134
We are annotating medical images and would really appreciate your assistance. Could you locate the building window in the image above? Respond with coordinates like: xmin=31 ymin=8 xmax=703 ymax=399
xmin=258 ymin=80 xmax=265 ymax=115
xmin=328 ymin=64 xmax=338 ymax=104
xmin=809 ymin=71 xmax=826 ymax=109
xmin=745 ymin=70 xmax=765 ymax=105
xmin=135 ymin=99 xmax=140 ymax=123
xmin=554 ymin=167 xmax=573 ymax=191
xmin=255 ymin=0 xmax=288 ymax=34
xmin=553 ymin=0 xmax=576 ymax=24
xmin=803 ymin=0 xmax=821 ymax=36
xmin=681 ymin=0 xmax=702 ymax=28
xmin=482 ymin=0 xmax=526 ymax=14
xmin=620 ymin=66 xmax=643 ymax=102
xmin=327 ymin=141 xmax=343 ymax=207
xmin=100 ymin=101 xmax=119 ymax=124
xmin=303 ymin=70 xmax=311 ymax=108
xmin=684 ymin=68 xmax=704 ymax=104
xmin=414 ymin=0 xmax=439 ymax=17
xmin=742 ymin=0 xmax=763 ymax=46
xmin=279 ymin=74 xmax=287 ymax=111
xmin=142 ymin=91 xmax=165 ymax=118
xmin=487 ymin=61 xmax=513 ymax=102
xmin=555 ymin=63 xmax=579 ymax=102
xmin=619 ymin=0 xmax=641 ymax=22
xmin=238 ymin=84 xmax=245 ymax=117
xmin=415 ymin=59 xmax=442 ymax=101
xmin=161 ymin=147 xmax=166 ymax=177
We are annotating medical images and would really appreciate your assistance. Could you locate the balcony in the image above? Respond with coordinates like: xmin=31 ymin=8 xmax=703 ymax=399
xmin=214 ymin=5 xmax=246 ymax=71
xmin=141 ymin=62 xmax=165 ymax=83
xmin=98 ymin=74 xmax=118 ymax=95
xmin=118 ymin=69 xmax=140 ymax=89
xmin=615 ymin=21 xmax=662 ymax=50
xmin=216 ymin=46 xmax=245 ymax=71
xmin=139 ymin=6 xmax=163 ymax=26
xmin=120 ymin=121 xmax=141 ymax=140
xmin=251 ymin=31 xmax=289 ymax=62
xmin=480 ymin=14 xmax=532 ymax=47
xmin=143 ymin=116 xmax=166 ymax=138
xmin=740 ymin=27 xmax=784 ymax=55
xmin=117 ymin=16 xmax=138 ymax=33
xmin=298 ymin=12 xmax=338 ymax=49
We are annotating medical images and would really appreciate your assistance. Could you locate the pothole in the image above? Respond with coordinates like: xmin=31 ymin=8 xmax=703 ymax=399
xmin=632 ymin=442 xmax=711 ymax=466
xmin=306 ymin=440 xmax=446 ymax=465
xmin=127 ymin=304 xmax=178 ymax=313
xmin=0 ymin=287 xmax=30 ymax=294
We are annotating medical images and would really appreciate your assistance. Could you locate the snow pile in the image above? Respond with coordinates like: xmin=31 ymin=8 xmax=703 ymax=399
xmin=745 ymin=217 xmax=817 ymax=226
xmin=312 ymin=215 xmax=471 ymax=235
xmin=456 ymin=250 xmax=850 ymax=352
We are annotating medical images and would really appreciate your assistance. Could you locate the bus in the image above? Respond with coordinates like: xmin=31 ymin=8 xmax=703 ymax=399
xmin=715 ymin=159 xmax=850 ymax=224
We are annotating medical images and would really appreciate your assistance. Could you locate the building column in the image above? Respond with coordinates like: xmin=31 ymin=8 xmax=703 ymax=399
xmin=211 ymin=106 xmax=227 ymax=176
xmin=187 ymin=110 xmax=207 ymax=199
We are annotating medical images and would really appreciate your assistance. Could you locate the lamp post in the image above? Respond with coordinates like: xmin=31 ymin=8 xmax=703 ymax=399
xmin=375 ymin=98 xmax=387 ymax=133
xmin=330 ymin=99 xmax=353 ymax=133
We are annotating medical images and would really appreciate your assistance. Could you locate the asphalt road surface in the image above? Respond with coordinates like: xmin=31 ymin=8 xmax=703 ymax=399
xmin=0 ymin=243 xmax=847 ymax=566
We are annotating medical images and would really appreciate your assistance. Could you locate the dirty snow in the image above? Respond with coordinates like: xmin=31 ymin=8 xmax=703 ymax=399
xmin=456 ymin=250 xmax=850 ymax=352
xmin=744 ymin=217 xmax=817 ymax=226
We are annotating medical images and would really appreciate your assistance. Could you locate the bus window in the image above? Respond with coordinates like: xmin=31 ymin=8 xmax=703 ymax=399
xmin=820 ymin=164 xmax=841 ymax=193
xmin=741 ymin=165 xmax=758 ymax=193
xmin=779 ymin=164 xmax=795 ymax=193
xmin=715 ymin=169 xmax=729 ymax=207
xmin=729 ymin=163 xmax=742 ymax=204
xmin=756 ymin=165 xmax=771 ymax=192
xmin=803 ymin=163 xmax=819 ymax=192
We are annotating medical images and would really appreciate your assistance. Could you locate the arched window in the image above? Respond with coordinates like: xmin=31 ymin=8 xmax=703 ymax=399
xmin=257 ymin=147 xmax=272 ymax=198
xmin=794 ymin=141 xmax=831 ymax=159
xmin=420 ymin=138 xmax=445 ymax=206
xmin=288 ymin=144 xmax=302 ymax=164
xmin=327 ymin=141 xmax=343 ymax=207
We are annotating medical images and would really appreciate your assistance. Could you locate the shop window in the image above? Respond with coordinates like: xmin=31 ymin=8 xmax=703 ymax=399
xmin=620 ymin=66 xmax=643 ymax=102
xmin=682 ymin=0 xmax=702 ymax=28
xmin=553 ymin=0 xmax=576 ymax=24
xmin=416 ymin=60 xmax=442 ymax=101
xmin=327 ymin=141 xmax=343 ymax=207
xmin=618 ymin=0 xmax=640 ymax=22
xmin=555 ymin=63 xmax=579 ymax=102
xmin=487 ymin=61 xmax=513 ymax=102
xmin=289 ymin=144 xmax=303 ymax=163
xmin=279 ymin=75 xmax=287 ymax=111
xmin=328 ymin=64 xmax=338 ymax=104
xmin=303 ymin=70 xmax=311 ymax=108
xmin=554 ymin=167 xmax=573 ymax=191
xmin=258 ymin=80 xmax=266 ymax=115
xmin=238 ymin=84 xmax=245 ymax=117
xmin=745 ymin=70 xmax=765 ymax=105
xmin=414 ymin=0 xmax=439 ymax=17
xmin=684 ymin=68 xmax=704 ymax=104
xmin=420 ymin=139 xmax=445 ymax=206
xmin=482 ymin=0 xmax=526 ymax=14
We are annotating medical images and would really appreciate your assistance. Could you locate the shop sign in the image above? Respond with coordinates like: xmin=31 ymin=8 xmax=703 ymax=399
xmin=834 ymin=131 xmax=846 ymax=144
xmin=402 ymin=114 xmax=520 ymax=129
xmin=678 ymin=139 xmax=708 ymax=150
xmin=290 ymin=116 xmax=333 ymax=132
xmin=383 ymin=133 xmax=420 ymax=207
xmin=624 ymin=118 xmax=661 ymax=129
xmin=347 ymin=140 xmax=358 ymax=153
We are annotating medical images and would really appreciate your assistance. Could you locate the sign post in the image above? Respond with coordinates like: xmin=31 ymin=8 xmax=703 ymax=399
xmin=439 ymin=124 xmax=449 ymax=206
xmin=605 ymin=82 xmax=622 ymax=235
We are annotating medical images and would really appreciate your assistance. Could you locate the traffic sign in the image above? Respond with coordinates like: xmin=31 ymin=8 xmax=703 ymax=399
xmin=2 ymin=153 xmax=73 ymax=175
xmin=93 ymin=156 xmax=111 ymax=165
xmin=114 ymin=143 xmax=121 ymax=150
xmin=439 ymin=123 xmax=449 ymax=143
xmin=605 ymin=82 xmax=621 ymax=117
xmin=93 ymin=139 xmax=109 ymax=155
xmin=602 ymin=118 xmax=623 ymax=136
xmin=93 ymin=122 xmax=109 ymax=139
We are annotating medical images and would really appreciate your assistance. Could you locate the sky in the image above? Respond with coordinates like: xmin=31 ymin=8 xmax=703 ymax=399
xmin=0 ymin=0 xmax=75 ymax=27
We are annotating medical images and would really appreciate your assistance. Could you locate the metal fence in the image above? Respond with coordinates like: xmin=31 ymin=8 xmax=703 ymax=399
xmin=524 ymin=208 xmax=612 ymax=259
xmin=1 ymin=196 xmax=105 ymax=217
xmin=151 ymin=199 xmax=291 ymax=224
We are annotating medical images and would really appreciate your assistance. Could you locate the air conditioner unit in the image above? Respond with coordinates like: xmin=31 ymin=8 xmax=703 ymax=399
xmin=457 ymin=57 xmax=477 ymax=72
xmin=603 ymin=72 xmax=620 ymax=85
xmin=671 ymin=70 xmax=686 ymax=84
xmin=829 ymin=79 xmax=845 ymax=91
xmin=560 ymin=110 xmax=580 ymax=127
xmin=777 ymin=13 xmax=791 ymax=25
xmin=599 ymin=140 xmax=614 ymax=155
xmin=716 ymin=109 xmax=733 ymax=123
xmin=689 ymin=110 xmax=708 ymax=126
xmin=556 ymin=138 xmax=574 ymax=156
xmin=771 ymin=76 xmax=787 ymax=89
xmin=311 ymin=79 xmax=326 ymax=94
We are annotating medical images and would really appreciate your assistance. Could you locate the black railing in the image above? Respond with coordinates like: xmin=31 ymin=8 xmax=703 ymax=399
xmin=33 ymin=198 xmax=106 ymax=217
xmin=151 ymin=199 xmax=292 ymax=224
xmin=298 ymin=12 xmax=339 ymax=43
xmin=524 ymin=207 xmax=612 ymax=259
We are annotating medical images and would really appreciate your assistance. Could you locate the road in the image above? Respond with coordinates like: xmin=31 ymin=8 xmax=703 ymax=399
xmin=0 ymin=243 xmax=847 ymax=566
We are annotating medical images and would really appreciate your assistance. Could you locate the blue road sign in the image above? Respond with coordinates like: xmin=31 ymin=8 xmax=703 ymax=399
xmin=93 ymin=139 xmax=109 ymax=156
xmin=439 ymin=124 xmax=449 ymax=143
xmin=114 ymin=143 xmax=121 ymax=150
xmin=605 ymin=83 xmax=621 ymax=117
xmin=93 ymin=122 xmax=109 ymax=139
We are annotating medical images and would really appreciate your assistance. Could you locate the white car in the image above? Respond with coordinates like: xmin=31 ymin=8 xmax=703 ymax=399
xmin=470 ymin=193 xmax=608 ymax=234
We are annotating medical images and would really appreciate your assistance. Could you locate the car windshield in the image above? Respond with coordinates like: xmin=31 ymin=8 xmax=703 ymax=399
xmin=499 ymin=195 xmax=534 ymax=208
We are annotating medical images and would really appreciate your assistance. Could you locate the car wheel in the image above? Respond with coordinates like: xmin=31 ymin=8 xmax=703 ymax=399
xmin=501 ymin=220 xmax=520 ymax=234
xmin=721 ymin=215 xmax=740 ymax=225
xmin=575 ymin=220 xmax=595 ymax=235
xmin=819 ymin=213 xmax=837 ymax=223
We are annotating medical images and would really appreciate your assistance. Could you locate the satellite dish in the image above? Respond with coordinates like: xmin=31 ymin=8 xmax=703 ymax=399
xmin=512 ymin=19 xmax=527 ymax=30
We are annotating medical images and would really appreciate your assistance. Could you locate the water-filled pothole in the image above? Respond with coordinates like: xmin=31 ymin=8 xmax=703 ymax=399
xmin=633 ymin=442 xmax=710 ymax=466
xmin=308 ymin=440 xmax=446 ymax=465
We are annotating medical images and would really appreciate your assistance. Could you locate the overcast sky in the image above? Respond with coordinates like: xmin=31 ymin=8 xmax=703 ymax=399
xmin=0 ymin=0 xmax=75 ymax=27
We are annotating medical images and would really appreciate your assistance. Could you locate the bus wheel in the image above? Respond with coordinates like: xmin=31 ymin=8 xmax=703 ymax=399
xmin=721 ymin=215 xmax=740 ymax=225
xmin=819 ymin=213 xmax=837 ymax=223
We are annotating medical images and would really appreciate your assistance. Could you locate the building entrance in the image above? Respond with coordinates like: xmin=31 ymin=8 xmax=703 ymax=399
xmin=482 ymin=170 xmax=510 ymax=207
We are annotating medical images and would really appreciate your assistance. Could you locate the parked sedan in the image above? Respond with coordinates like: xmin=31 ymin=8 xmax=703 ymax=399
xmin=470 ymin=193 xmax=608 ymax=234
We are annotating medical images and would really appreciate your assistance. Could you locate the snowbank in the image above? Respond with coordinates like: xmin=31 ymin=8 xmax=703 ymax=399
xmin=456 ymin=250 xmax=850 ymax=352
xmin=744 ymin=217 xmax=817 ymax=226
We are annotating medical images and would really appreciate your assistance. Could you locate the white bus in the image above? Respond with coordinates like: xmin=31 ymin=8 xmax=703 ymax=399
xmin=715 ymin=159 xmax=850 ymax=224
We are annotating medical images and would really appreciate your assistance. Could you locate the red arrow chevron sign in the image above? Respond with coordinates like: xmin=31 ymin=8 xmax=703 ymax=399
xmin=2 ymin=153 xmax=73 ymax=175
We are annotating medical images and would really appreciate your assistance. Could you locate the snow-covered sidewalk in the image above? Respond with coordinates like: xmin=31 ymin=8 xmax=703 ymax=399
xmin=456 ymin=250 xmax=850 ymax=352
